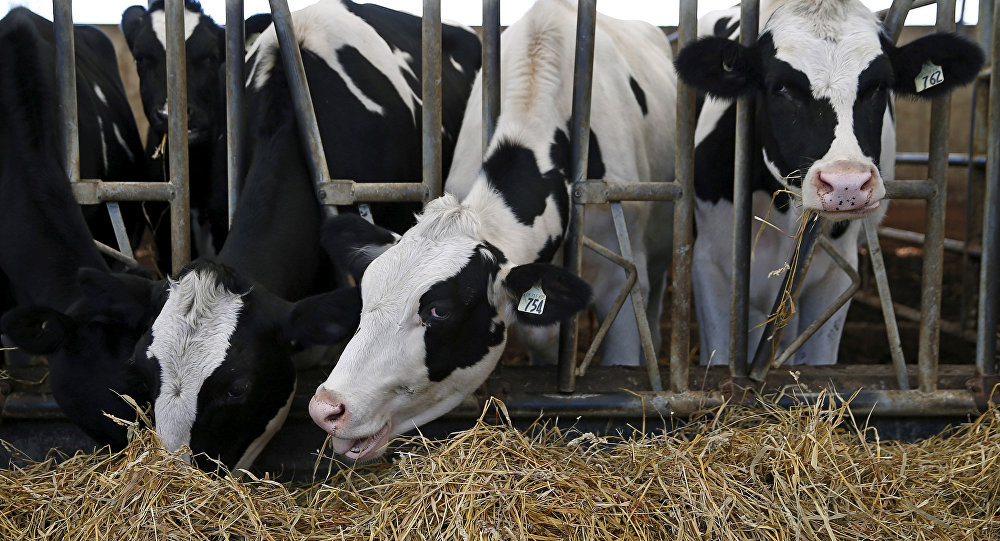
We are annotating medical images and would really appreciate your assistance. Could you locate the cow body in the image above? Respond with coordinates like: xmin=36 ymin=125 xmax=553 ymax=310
xmin=310 ymin=0 xmax=674 ymax=461
xmin=122 ymin=0 xmax=481 ymax=470
xmin=0 ymin=7 xmax=152 ymax=448
xmin=674 ymin=0 xmax=983 ymax=366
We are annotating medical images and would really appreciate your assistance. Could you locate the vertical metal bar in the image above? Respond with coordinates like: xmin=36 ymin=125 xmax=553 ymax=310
xmin=977 ymin=2 xmax=1000 ymax=376
xmin=960 ymin=77 xmax=986 ymax=331
xmin=670 ymin=0 xmax=697 ymax=393
xmin=558 ymin=0 xmax=597 ymax=393
xmin=917 ymin=0 xmax=957 ymax=392
xmin=729 ymin=0 xmax=759 ymax=378
xmin=481 ymin=0 xmax=501 ymax=157
xmin=864 ymin=219 xmax=910 ymax=390
xmin=422 ymin=0 xmax=443 ymax=203
xmin=268 ymin=0 xmax=334 ymax=219
xmin=53 ymin=0 xmax=79 ymax=184
xmin=882 ymin=0 xmax=916 ymax=43
xmin=225 ymin=0 xmax=245 ymax=228
xmin=981 ymin=0 xmax=994 ymax=65
xmin=166 ymin=0 xmax=191 ymax=273
xmin=106 ymin=203 xmax=135 ymax=260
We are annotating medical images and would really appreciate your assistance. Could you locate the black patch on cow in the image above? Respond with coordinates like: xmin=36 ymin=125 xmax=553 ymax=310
xmin=755 ymin=35 xmax=836 ymax=186
xmin=852 ymin=55 xmax=893 ymax=166
xmin=419 ymin=249 xmax=504 ymax=382
xmin=713 ymin=16 xmax=739 ymax=39
xmin=628 ymin=76 xmax=648 ymax=116
xmin=829 ymin=220 xmax=850 ymax=240
xmin=536 ymin=235 xmax=562 ymax=263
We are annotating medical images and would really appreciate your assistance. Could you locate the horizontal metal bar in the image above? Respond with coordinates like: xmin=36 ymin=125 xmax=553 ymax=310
xmin=853 ymin=292 xmax=979 ymax=343
xmin=895 ymin=152 xmax=987 ymax=167
xmin=573 ymin=181 xmax=684 ymax=205
xmin=878 ymin=226 xmax=981 ymax=255
xmin=885 ymin=180 xmax=936 ymax=199
xmin=316 ymin=181 xmax=427 ymax=205
xmin=70 ymin=180 xmax=174 ymax=203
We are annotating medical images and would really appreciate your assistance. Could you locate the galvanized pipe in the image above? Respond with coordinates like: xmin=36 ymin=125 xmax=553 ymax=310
xmin=70 ymin=181 xmax=174 ymax=202
xmin=576 ymin=237 xmax=638 ymax=378
xmin=730 ymin=0 xmax=759 ymax=377
xmin=884 ymin=179 xmax=937 ymax=199
xmin=481 ymin=0 xmax=500 ymax=156
xmin=225 ymin=0 xmax=245 ymax=228
xmin=558 ymin=0 xmax=597 ymax=393
xmin=166 ymin=0 xmax=191 ymax=273
xmin=670 ymin=0 xmax=697 ymax=394
xmin=882 ymin=0 xmax=916 ymax=44
xmin=268 ymin=0 xmax=335 ymax=219
xmin=52 ymin=0 xmax=79 ymax=184
xmin=977 ymin=2 xmax=1000 ymax=375
xmin=605 ymin=182 xmax=684 ymax=202
xmin=917 ymin=0 xmax=957 ymax=392
xmin=422 ymin=0 xmax=443 ymax=202
xmin=864 ymin=219 xmax=910 ymax=390
xmin=879 ymin=226 xmax=980 ymax=255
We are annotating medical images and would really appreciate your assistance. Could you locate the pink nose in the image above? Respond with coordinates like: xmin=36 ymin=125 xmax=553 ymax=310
xmin=815 ymin=163 xmax=877 ymax=212
xmin=309 ymin=388 xmax=350 ymax=434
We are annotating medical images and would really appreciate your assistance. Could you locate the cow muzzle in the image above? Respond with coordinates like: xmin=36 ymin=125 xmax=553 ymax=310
xmin=309 ymin=388 xmax=391 ymax=461
xmin=810 ymin=161 xmax=883 ymax=218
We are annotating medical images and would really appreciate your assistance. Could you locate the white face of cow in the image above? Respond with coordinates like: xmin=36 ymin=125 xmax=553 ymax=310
xmin=311 ymin=198 xmax=590 ymax=461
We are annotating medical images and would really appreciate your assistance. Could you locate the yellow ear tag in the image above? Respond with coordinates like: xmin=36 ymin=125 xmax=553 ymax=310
xmin=915 ymin=61 xmax=944 ymax=93
xmin=517 ymin=285 xmax=546 ymax=315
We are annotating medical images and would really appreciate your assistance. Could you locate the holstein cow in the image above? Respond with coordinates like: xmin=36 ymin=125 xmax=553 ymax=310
xmin=310 ymin=0 xmax=675 ymax=461
xmin=673 ymin=0 xmax=983 ymax=366
xmin=89 ymin=0 xmax=482 ymax=470
xmin=0 ymin=7 xmax=154 ymax=448
xmin=121 ymin=0 xmax=272 ymax=260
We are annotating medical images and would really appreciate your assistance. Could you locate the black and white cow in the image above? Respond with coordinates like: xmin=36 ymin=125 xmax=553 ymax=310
xmin=309 ymin=0 xmax=675 ymax=461
xmin=92 ymin=0 xmax=482 ymax=470
xmin=674 ymin=0 xmax=983 ymax=366
xmin=0 ymin=7 xmax=154 ymax=448
xmin=121 ymin=0 xmax=272 ymax=260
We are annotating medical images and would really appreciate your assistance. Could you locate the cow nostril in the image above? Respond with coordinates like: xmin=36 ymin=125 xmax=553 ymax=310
xmin=817 ymin=178 xmax=834 ymax=195
xmin=325 ymin=403 xmax=346 ymax=424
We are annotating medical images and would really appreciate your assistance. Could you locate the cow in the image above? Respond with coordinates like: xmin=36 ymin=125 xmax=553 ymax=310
xmin=673 ymin=0 xmax=984 ymax=366
xmin=0 ymin=7 xmax=154 ymax=448
xmin=79 ymin=0 xmax=482 ymax=471
xmin=309 ymin=0 xmax=676 ymax=461
xmin=121 ymin=0 xmax=272 ymax=262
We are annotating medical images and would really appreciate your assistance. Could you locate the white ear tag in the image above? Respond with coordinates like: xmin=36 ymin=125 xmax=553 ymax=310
xmin=914 ymin=61 xmax=944 ymax=93
xmin=517 ymin=285 xmax=546 ymax=315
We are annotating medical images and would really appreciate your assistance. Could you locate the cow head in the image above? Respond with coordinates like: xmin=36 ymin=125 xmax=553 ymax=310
xmin=128 ymin=260 xmax=360 ymax=471
xmin=674 ymin=1 xmax=983 ymax=218
xmin=310 ymin=200 xmax=590 ymax=461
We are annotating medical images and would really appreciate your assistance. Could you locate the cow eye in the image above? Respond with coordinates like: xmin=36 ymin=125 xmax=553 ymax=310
xmin=429 ymin=305 xmax=450 ymax=320
xmin=227 ymin=379 xmax=250 ymax=399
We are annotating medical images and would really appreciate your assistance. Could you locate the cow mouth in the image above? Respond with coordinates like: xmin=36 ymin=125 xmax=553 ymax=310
xmin=821 ymin=199 xmax=881 ymax=219
xmin=341 ymin=422 xmax=391 ymax=461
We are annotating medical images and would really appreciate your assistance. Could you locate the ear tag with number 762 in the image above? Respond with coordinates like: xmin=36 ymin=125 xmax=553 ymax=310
xmin=915 ymin=61 xmax=943 ymax=93
xmin=517 ymin=285 xmax=546 ymax=315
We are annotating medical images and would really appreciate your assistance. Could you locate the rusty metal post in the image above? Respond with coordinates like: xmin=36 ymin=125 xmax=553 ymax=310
xmin=225 ymin=0 xmax=245 ymax=228
xmin=166 ymin=0 xmax=191 ymax=273
xmin=917 ymin=0 xmax=957 ymax=392
xmin=977 ymin=2 xmax=1000 ymax=376
xmin=730 ymin=0 xmax=759 ymax=377
xmin=558 ymin=0 xmax=597 ymax=393
xmin=481 ymin=0 xmax=500 ymax=156
xmin=670 ymin=0 xmax=698 ymax=393
xmin=422 ymin=0 xmax=442 ymax=203
xmin=52 ymin=0 xmax=79 ymax=185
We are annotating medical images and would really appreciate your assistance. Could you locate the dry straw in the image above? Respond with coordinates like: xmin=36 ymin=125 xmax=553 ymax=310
xmin=1 ymin=393 xmax=998 ymax=540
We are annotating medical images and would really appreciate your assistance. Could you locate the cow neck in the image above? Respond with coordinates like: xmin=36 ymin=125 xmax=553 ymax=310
xmin=216 ymin=129 xmax=328 ymax=300
xmin=459 ymin=179 xmax=561 ymax=267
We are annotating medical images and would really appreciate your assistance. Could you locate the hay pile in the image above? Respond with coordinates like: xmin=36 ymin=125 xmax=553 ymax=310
xmin=1 ymin=394 xmax=999 ymax=540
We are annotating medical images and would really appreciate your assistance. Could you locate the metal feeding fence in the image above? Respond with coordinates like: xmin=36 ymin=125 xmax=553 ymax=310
xmin=21 ymin=0 xmax=1000 ymax=428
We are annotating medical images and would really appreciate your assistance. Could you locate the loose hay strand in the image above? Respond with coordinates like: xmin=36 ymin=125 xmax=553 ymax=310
xmin=1 ymin=395 xmax=999 ymax=539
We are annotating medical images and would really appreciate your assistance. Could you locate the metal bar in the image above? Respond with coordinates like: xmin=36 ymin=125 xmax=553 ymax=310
xmin=864 ymin=219 xmax=910 ymax=390
xmin=961 ymin=78 xmax=989 ymax=329
xmin=605 ymin=182 xmax=684 ymax=202
xmin=70 ymin=181 xmax=174 ymax=203
xmin=894 ymin=152 xmax=986 ymax=166
xmin=53 ymin=0 xmax=79 ymax=184
xmin=422 ymin=0 xmax=442 ymax=203
xmin=977 ymin=1 xmax=1000 ymax=375
xmin=225 ymin=0 xmax=245 ymax=228
xmin=917 ymin=0 xmax=957 ymax=392
xmin=105 ymin=202 xmax=135 ymax=261
xmin=884 ymin=180 xmax=936 ymax=199
xmin=748 ymin=214 xmax=823 ymax=381
xmin=882 ymin=0 xmax=916 ymax=43
xmin=854 ymin=293 xmax=980 ymax=343
xmin=878 ymin=226 xmax=981 ymax=255
xmin=670 ymin=0 xmax=697 ymax=394
xmin=730 ymin=0 xmax=759 ymax=377
xmin=166 ymin=0 xmax=191 ymax=273
xmin=481 ymin=0 xmax=500 ymax=156
xmin=94 ymin=241 xmax=140 ymax=268
xmin=268 ymin=0 xmax=335 ymax=219
xmin=558 ymin=0 xmax=597 ymax=394
xmin=611 ymin=202 xmax=662 ymax=390
xmin=576 ymin=237 xmax=638 ymax=378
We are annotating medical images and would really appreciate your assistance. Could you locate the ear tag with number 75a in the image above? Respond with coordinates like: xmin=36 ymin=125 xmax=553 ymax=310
xmin=517 ymin=285 xmax=546 ymax=315
xmin=915 ymin=61 xmax=943 ymax=93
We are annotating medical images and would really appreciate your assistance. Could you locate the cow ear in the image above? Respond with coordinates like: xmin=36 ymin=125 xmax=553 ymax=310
xmin=501 ymin=263 xmax=591 ymax=326
xmin=674 ymin=36 xmax=759 ymax=98
xmin=244 ymin=13 xmax=272 ymax=48
xmin=1 ymin=306 xmax=76 ymax=355
xmin=283 ymin=286 xmax=362 ymax=347
xmin=889 ymin=32 xmax=984 ymax=98
xmin=121 ymin=5 xmax=148 ymax=49
xmin=321 ymin=214 xmax=399 ymax=281
xmin=77 ymin=268 xmax=157 ymax=327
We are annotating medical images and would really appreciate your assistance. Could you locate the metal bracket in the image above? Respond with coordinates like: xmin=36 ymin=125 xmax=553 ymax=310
xmin=315 ymin=180 xmax=356 ymax=206
xmin=572 ymin=180 xmax=609 ymax=204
